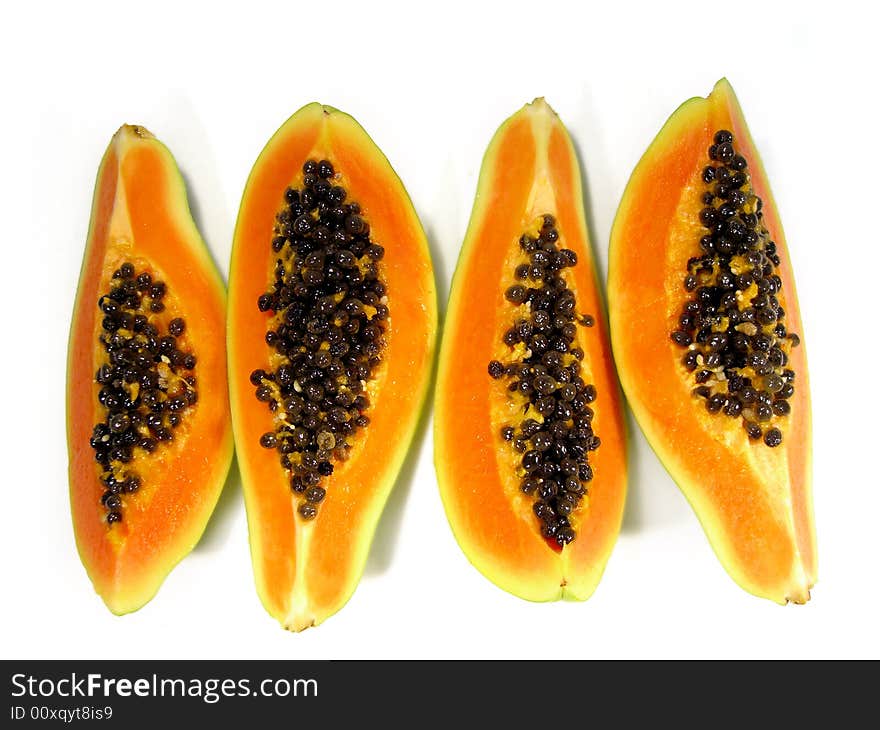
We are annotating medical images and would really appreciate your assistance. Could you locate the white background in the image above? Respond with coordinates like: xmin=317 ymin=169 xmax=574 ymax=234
xmin=3 ymin=0 xmax=878 ymax=659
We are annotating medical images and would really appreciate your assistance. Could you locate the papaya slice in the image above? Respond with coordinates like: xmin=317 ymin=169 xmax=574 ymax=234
xmin=67 ymin=125 xmax=233 ymax=614
xmin=434 ymin=100 xmax=627 ymax=601
xmin=229 ymin=103 xmax=437 ymax=631
xmin=608 ymin=79 xmax=815 ymax=603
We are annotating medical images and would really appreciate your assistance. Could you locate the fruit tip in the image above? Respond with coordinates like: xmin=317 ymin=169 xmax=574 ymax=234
xmin=127 ymin=124 xmax=155 ymax=139
xmin=710 ymin=77 xmax=735 ymax=98
xmin=526 ymin=97 xmax=558 ymax=118
xmin=111 ymin=124 xmax=155 ymax=147
xmin=319 ymin=103 xmax=341 ymax=117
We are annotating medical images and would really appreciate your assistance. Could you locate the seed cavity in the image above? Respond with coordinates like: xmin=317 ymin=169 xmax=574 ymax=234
xmin=489 ymin=215 xmax=600 ymax=548
xmin=91 ymin=263 xmax=197 ymax=524
xmin=251 ymin=159 xmax=387 ymax=520
xmin=672 ymin=130 xmax=800 ymax=448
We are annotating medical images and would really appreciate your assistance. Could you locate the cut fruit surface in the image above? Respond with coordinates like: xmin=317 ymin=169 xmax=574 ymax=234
xmin=608 ymin=79 xmax=815 ymax=604
xmin=435 ymin=99 xmax=627 ymax=602
xmin=67 ymin=125 xmax=233 ymax=614
xmin=229 ymin=103 xmax=436 ymax=631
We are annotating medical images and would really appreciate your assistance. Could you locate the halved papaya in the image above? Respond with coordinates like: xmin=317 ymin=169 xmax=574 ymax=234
xmin=229 ymin=103 xmax=436 ymax=630
xmin=434 ymin=99 xmax=627 ymax=601
xmin=608 ymin=79 xmax=815 ymax=603
xmin=67 ymin=125 xmax=233 ymax=614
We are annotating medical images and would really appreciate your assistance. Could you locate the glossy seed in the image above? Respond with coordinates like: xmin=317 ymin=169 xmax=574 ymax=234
xmin=707 ymin=393 xmax=726 ymax=413
xmin=671 ymin=330 xmax=692 ymax=347
xmin=744 ymin=421 xmax=762 ymax=440
xmin=772 ymin=400 xmax=791 ymax=416
xmin=305 ymin=486 xmax=326 ymax=503
xmin=724 ymin=398 xmax=742 ymax=417
xmin=318 ymin=160 xmax=334 ymax=178
xmin=763 ymin=428 xmax=782 ymax=447
xmin=755 ymin=403 xmax=773 ymax=422
xmin=505 ymin=285 xmax=527 ymax=304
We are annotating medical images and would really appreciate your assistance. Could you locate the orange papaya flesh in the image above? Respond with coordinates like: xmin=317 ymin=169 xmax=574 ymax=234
xmin=435 ymin=100 xmax=628 ymax=602
xmin=609 ymin=79 xmax=815 ymax=604
xmin=229 ymin=103 xmax=436 ymax=631
xmin=67 ymin=125 xmax=233 ymax=614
